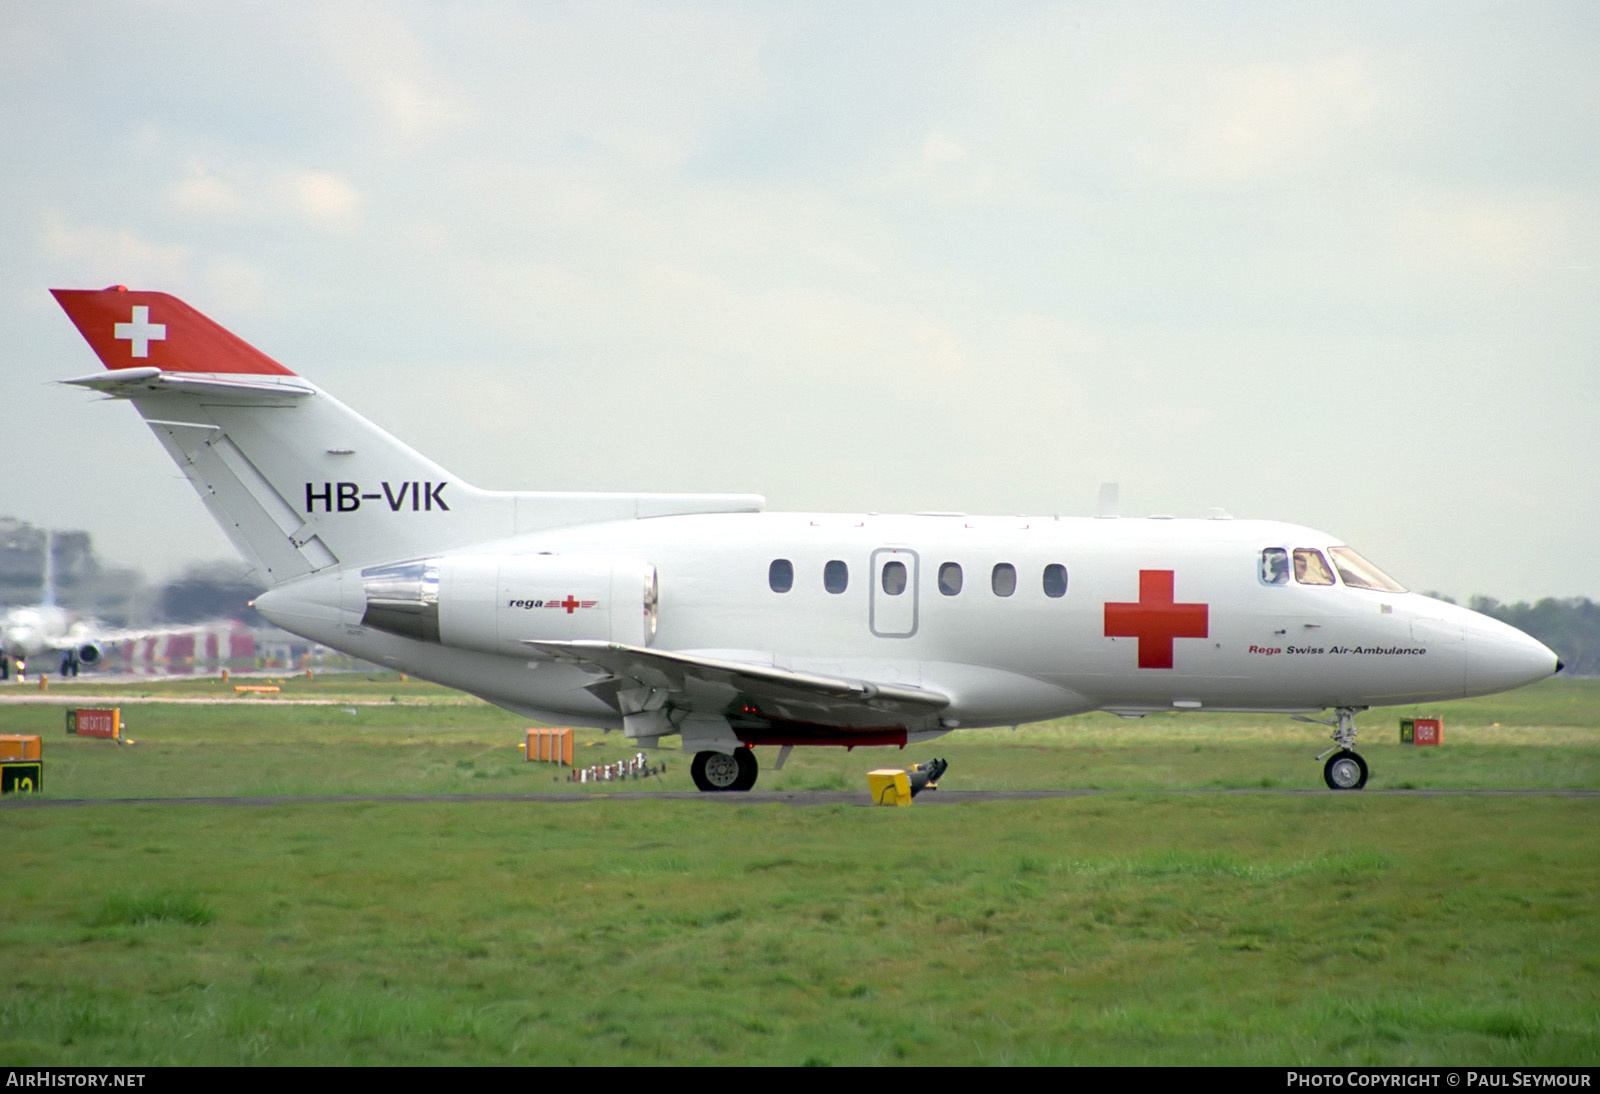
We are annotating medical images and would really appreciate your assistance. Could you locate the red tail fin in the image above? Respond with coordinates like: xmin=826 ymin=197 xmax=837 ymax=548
xmin=51 ymin=286 xmax=295 ymax=376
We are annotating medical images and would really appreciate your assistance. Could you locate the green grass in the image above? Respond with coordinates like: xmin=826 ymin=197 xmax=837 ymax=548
xmin=0 ymin=675 xmax=1596 ymax=1065
xmin=87 ymin=891 xmax=218 ymax=928
xmin=11 ymin=669 xmax=469 ymax=704
xmin=3 ymin=676 xmax=1598 ymax=798
xmin=1 ymin=797 xmax=1596 ymax=1065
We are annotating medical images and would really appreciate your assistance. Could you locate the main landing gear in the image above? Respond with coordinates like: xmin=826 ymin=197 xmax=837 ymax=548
xmin=1296 ymin=706 xmax=1370 ymax=790
xmin=691 ymin=747 xmax=759 ymax=792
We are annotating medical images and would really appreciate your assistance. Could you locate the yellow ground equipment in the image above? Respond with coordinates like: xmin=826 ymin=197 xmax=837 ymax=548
xmin=868 ymin=768 xmax=912 ymax=806
xmin=868 ymin=758 xmax=948 ymax=805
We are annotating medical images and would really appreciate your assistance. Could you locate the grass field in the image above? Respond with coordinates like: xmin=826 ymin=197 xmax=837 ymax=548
xmin=0 ymin=674 xmax=1596 ymax=1065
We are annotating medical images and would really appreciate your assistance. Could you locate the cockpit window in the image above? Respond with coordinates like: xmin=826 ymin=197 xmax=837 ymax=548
xmin=1293 ymin=548 xmax=1336 ymax=586
xmin=1260 ymin=548 xmax=1289 ymax=586
xmin=1328 ymin=547 xmax=1407 ymax=592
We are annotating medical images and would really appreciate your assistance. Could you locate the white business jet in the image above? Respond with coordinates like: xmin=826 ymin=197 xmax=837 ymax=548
xmin=52 ymin=287 xmax=1561 ymax=791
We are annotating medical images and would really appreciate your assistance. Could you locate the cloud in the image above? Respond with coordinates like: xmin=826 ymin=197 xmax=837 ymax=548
xmin=1117 ymin=54 xmax=1379 ymax=187
xmin=165 ymin=159 xmax=361 ymax=230
xmin=1389 ymin=191 xmax=1574 ymax=280
xmin=882 ymin=129 xmax=1023 ymax=206
xmin=918 ymin=10 xmax=1386 ymax=199
xmin=276 ymin=169 xmax=362 ymax=228
xmin=303 ymin=1 xmax=474 ymax=148
xmin=168 ymin=169 xmax=247 ymax=218
xmin=37 ymin=211 xmax=192 ymax=286
xmin=34 ymin=209 xmax=274 ymax=317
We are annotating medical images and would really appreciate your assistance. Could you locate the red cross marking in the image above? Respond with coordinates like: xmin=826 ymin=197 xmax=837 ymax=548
xmin=560 ymin=595 xmax=581 ymax=614
xmin=1103 ymin=569 xmax=1209 ymax=669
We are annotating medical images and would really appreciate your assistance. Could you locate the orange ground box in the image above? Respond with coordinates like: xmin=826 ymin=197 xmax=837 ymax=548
xmin=526 ymin=727 xmax=574 ymax=766
xmin=0 ymin=735 xmax=42 ymax=761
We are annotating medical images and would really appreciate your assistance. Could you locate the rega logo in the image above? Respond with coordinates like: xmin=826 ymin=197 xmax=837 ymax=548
xmin=508 ymin=596 xmax=597 ymax=613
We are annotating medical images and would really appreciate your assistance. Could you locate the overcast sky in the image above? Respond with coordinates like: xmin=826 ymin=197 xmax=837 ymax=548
xmin=4 ymin=1 xmax=1597 ymax=602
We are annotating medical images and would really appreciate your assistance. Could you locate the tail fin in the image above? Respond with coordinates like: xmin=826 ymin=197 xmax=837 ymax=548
xmin=40 ymin=530 xmax=55 ymax=609
xmin=53 ymin=287 xmax=764 ymax=587
xmin=52 ymin=287 xmax=294 ymax=375
xmin=54 ymin=286 xmax=480 ymax=585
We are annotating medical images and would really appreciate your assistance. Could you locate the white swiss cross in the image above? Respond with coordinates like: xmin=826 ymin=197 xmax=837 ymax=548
xmin=113 ymin=305 xmax=167 ymax=358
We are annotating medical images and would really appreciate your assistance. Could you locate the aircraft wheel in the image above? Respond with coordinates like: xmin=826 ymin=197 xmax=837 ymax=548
xmin=692 ymin=749 xmax=756 ymax=792
xmin=1323 ymin=750 xmax=1369 ymax=790
xmin=731 ymin=747 xmax=758 ymax=791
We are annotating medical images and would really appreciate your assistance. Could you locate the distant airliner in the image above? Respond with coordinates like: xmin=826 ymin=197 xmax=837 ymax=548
xmin=52 ymin=286 xmax=1561 ymax=791
xmin=1 ymin=532 xmax=108 ymax=678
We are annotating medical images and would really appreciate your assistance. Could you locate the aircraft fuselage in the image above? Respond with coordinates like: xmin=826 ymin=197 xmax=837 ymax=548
xmin=255 ymin=512 xmax=1555 ymax=733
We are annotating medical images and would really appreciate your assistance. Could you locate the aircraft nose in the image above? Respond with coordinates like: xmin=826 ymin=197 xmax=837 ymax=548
xmin=1464 ymin=612 xmax=1561 ymax=697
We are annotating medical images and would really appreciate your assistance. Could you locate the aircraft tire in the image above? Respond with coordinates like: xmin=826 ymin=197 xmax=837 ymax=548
xmin=730 ymin=747 xmax=758 ymax=791
xmin=1323 ymin=750 xmax=1369 ymax=790
xmin=692 ymin=749 xmax=751 ymax=792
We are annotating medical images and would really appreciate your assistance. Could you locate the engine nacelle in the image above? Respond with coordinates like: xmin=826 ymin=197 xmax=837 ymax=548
xmin=76 ymin=641 xmax=102 ymax=665
xmin=360 ymin=554 xmax=658 ymax=657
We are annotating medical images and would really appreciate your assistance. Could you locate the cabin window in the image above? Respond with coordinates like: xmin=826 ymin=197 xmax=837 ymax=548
xmin=1293 ymin=548 xmax=1336 ymax=586
xmin=824 ymin=559 xmax=849 ymax=594
xmin=768 ymin=559 xmax=793 ymax=593
xmin=1042 ymin=563 xmax=1067 ymax=598
xmin=1328 ymin=547 xmax=1407 ymax=593
xmin=882 ymin=560 xmax=907 ymax=595
xmin=937 ymin=562 xmax=963 ymax=596
xmin=1260 ymin=548 xmax=1289 ymax=586
xmin=991 ymin=563 xmax=1016 ymax=597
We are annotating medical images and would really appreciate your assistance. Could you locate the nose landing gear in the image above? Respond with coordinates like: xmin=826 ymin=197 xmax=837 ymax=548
xmin=1296 ymin=706 xmax=1370 ymax=790
xmin=1322 ymin=749 xmax=1368 ymax=790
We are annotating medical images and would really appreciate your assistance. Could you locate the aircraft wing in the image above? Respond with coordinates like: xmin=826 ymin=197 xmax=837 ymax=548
xmin=525 ymin=640 xmax=950 ymax=729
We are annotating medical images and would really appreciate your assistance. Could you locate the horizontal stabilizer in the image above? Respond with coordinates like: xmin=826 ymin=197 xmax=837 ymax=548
xmin=61 ymin=368 xmax=314 ymax=400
